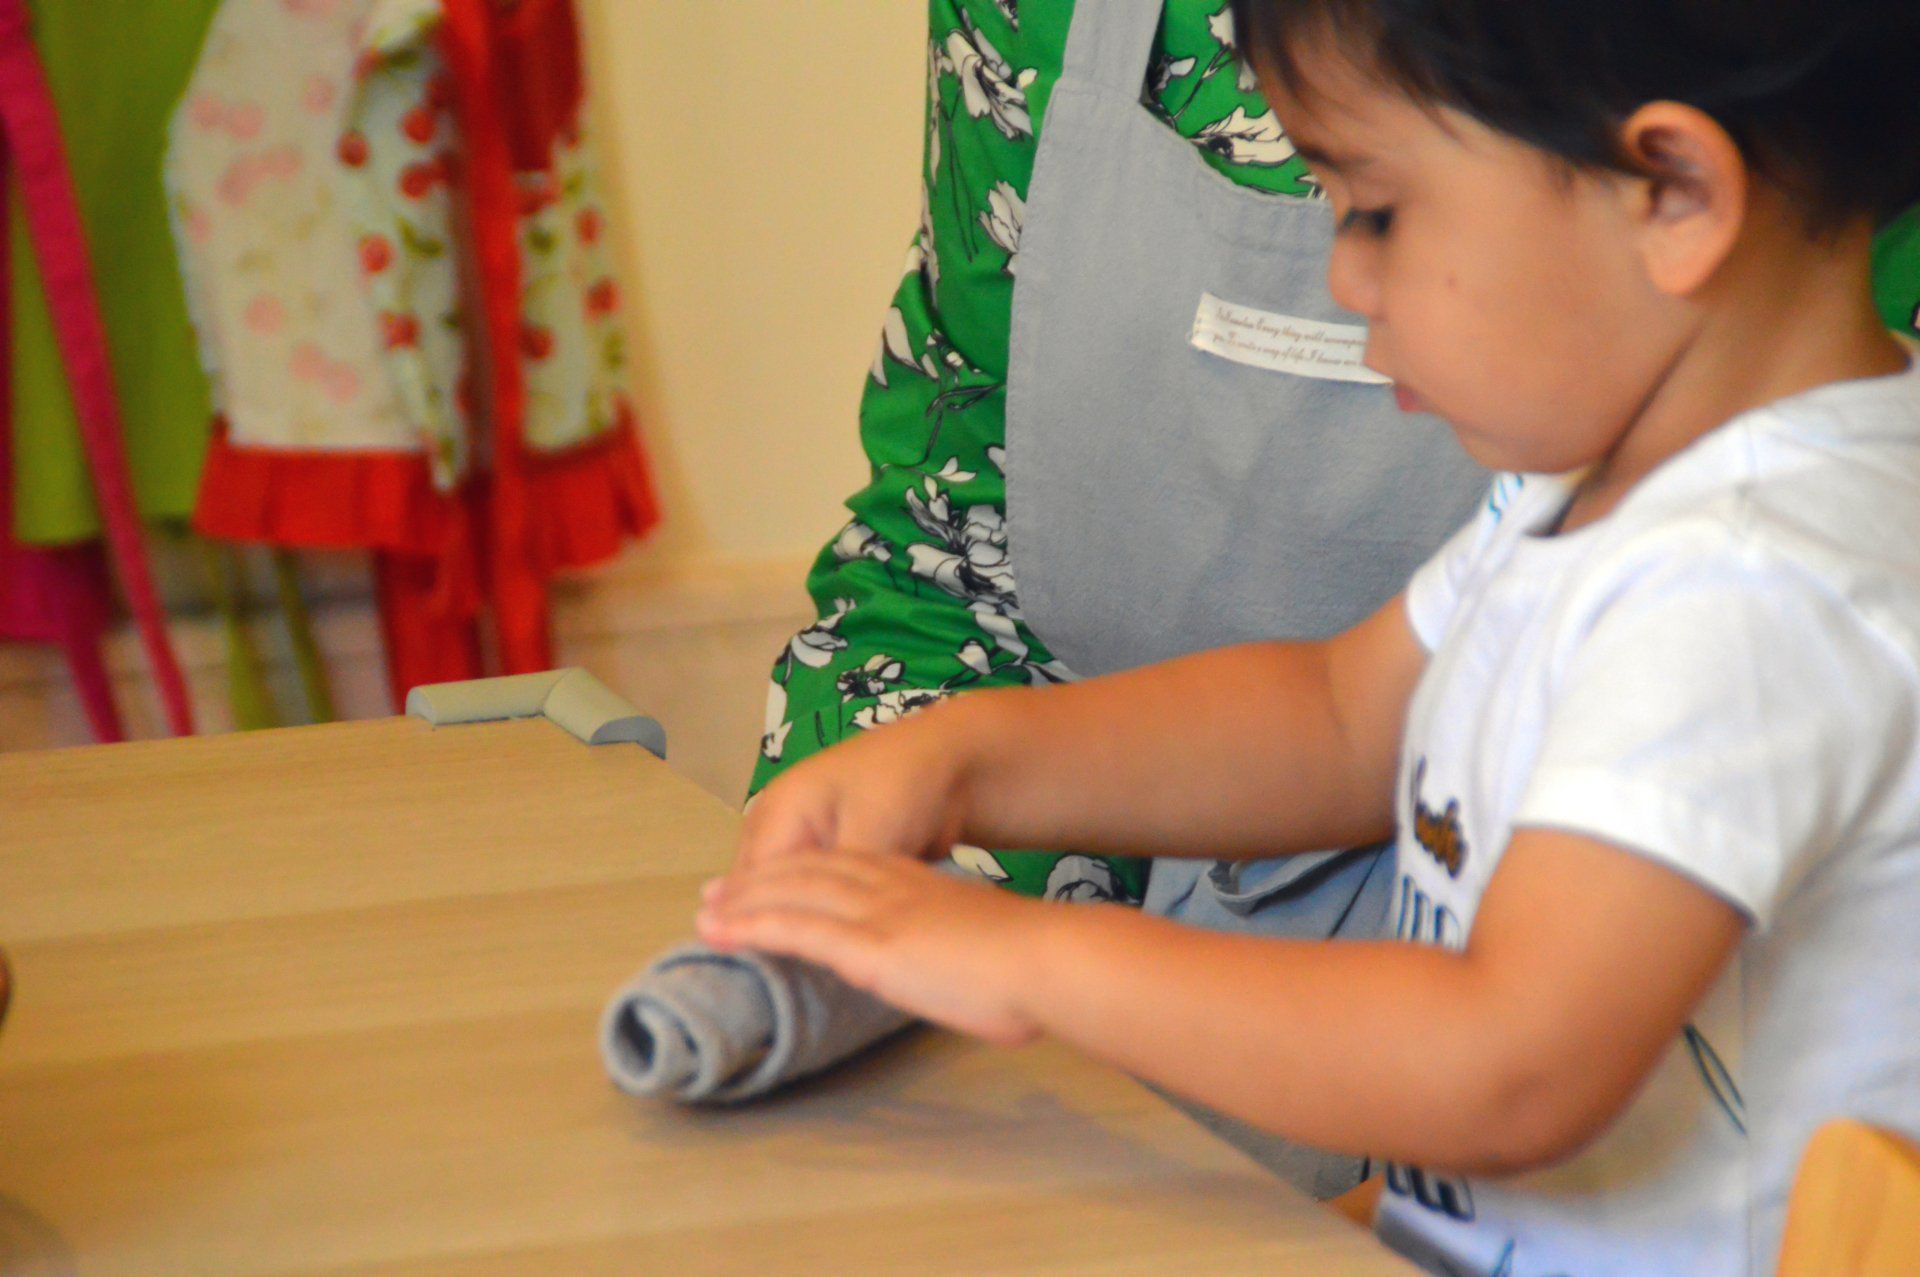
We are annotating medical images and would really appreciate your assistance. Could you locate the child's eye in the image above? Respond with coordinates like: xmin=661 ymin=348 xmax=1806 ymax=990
xmin=1338 ymin=205 xmax=1395 ymax=237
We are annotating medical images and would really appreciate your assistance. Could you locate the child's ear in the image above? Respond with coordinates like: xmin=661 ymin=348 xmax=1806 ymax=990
xmin=1616 ymin=102 xmax=1748 ymax=298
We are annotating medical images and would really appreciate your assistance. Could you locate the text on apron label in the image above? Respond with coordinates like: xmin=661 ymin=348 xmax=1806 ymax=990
xmin=1190 ymin=292 xmax=1391 ymax=385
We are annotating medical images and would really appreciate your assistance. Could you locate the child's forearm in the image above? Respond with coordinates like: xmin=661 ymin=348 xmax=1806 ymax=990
xmin=1003 ymin=832 xmax=1747 ymax=1174
xmin=1012 ymin=904 xmax=1575 ymax=1174
xmin=706 ymin=832 xmax=1745 ymax=1179
xmin=945 ymin=601 xmax=1422 ymax=861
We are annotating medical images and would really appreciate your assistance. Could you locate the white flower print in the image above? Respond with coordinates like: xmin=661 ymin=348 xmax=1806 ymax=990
xmin=1043 ymin=854 xmax=1122 ymax=903
xmin=872 ymin=306 xmax=939 ymax=387
xmin=892 ymin=478 xmax=1071 ymax=688
xmin=905 ymin=479 xmax=1016 ymax=612
xmin=986 ymin=444 xmax=1007 ymax=474
xmin=837 ymin=654 xmax=906 ymax=701
xmin=788 ymin=597 xmax=856 ymax=669
xmin=1149 ymin=52 xmax=1198 ymax=96
xmin=971 ymin=604 xmax=1026 ymax=657
xmin=926 ymin=40 xmax=949 ymax=178
xmin=832 ymin=520 xmax=893 ymax=563
xmin=760 ymin=680 xmax=793 ymax=763
xmin=1207 ymin=5 xmax=1235 ymax=48
xmin=1205 ymin=7 xmax=1262 ymax=95
xmin=1194 ymin=106 xmax=1298 ymax=167
xmin=904 ymin=188 xmax=939 ymax=290
xmin=949 ymin=843 xmax=1012 ymax=882
xmin=957 ymin=639 xmax=992 ymax=675
xmin=944 ymin=19 xmax=1037 ymax=140
xmin=932 ymin=456 xmax=977 ymax=484
xmin=973 ymin=604 xmax=1072 ymax=683
xmin=993 ymin=0 xmax=1019 ymax=30
xmin=978 ymin=181 xmax=1024 ymax=276
xmin=850 ymin=686 xmax=950 ymax=730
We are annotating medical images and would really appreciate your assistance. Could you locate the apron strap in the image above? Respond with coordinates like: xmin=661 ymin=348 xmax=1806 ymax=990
xmin=200 ymin=540 xmax=281 ymax=732
xmin=0 ymin=0 xmax=197 ymax=736
xmin=438 ymin=0 xmax=555 ymax=677
xmin=0 ymin=127 xmax=124 ymax=742
xmin=273 ymin=550 xmax=337 ymax=724
xmin=1060 ymin=0 xmax=1168 ymax=97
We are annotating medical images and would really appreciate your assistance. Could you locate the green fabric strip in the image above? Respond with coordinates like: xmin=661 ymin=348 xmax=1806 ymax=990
xmin=200 ymin=540 xmax=279 ymax=732
xmin=10 ymin=0 xmax=221 ymax=544
xmin=273 ymin=550 xmax=337 ymax=725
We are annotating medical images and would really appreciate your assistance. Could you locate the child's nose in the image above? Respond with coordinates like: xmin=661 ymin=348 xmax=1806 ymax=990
xmin=1327 ymin=238 xmax=1382 ymax=319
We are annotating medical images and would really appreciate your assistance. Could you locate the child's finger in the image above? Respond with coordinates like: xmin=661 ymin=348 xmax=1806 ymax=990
xmin=705 ymin=854 xmax=893 ymax=926
xmin=724 ymin=846 xmax=911 ymax=895
xmin=734 ymin=793 xmax=836 ymax=870
xmin=696 ymin=901 xmax=882 ymax=990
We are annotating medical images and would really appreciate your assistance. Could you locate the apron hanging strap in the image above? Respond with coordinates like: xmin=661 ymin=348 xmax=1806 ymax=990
xmin=0 ymin=0 xmax=196 ymax=735
xmin=0 ymin=131 xmax=124 ymax=742
xmin=1060 ymin=0 xmax=1169 ymax=97
xmin=271 ymin=550 xmax=336 ymax=724
xmin=199 ymin=540 xmax=280 ymax=732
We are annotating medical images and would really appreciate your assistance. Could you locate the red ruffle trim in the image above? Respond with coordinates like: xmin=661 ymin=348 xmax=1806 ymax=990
xmin=193 ymin=421 xmax=454 ymax=555
xmin=193 ymin=417 xmax=659 ymax=572
xmin=523 ymin=417 xmax=661 ymax=571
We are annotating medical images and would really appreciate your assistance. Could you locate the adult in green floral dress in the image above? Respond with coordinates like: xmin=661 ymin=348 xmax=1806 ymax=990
xmin=750 ymin=0 xmax=1920 ymax=903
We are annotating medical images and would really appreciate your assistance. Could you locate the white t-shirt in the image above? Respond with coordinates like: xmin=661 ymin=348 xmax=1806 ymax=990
xmin=1374 ymin=363 xmax=1920 ymax=1276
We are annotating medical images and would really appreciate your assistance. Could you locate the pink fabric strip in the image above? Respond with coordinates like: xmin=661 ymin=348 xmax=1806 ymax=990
xmin=0 ymin=0 xmax=193 ymax=736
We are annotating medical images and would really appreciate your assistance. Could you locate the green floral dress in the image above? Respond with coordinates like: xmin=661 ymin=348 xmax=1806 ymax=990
xmin=749 ymin=0 xmax=1920 ymax=902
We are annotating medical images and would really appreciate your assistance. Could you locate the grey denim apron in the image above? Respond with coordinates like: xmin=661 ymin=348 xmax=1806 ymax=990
xmin=1004 ymin=0 xmax=1487 ymax=1197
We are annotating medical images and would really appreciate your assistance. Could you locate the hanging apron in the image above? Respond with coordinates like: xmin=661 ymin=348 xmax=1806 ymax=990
xmin=1004 ymin=0 xmax=1487 ymax=1197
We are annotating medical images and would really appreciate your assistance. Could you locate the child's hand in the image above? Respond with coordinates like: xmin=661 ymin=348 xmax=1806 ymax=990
xmin=736 ymin=702 xmax=982 ymax=872
xmin=696 ymin=850 xmax=1048 ymax=1046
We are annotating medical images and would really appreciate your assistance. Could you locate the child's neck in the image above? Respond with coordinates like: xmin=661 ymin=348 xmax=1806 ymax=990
xmin=1560 ymin=218 xmax=1908 ymax=534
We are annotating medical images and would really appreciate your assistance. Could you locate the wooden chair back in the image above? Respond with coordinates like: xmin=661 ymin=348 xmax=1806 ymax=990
xmin=1776 ymin=1118 xmax=1920 ymax=1276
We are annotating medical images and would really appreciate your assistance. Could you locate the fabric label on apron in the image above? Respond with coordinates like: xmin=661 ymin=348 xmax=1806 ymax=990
xmin=1189 ymin=291 xmax=1390 ymax=385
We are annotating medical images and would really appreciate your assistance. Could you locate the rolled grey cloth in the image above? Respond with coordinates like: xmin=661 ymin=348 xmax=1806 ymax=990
xmin=600 ymin=944 xmax=915 ymax=1103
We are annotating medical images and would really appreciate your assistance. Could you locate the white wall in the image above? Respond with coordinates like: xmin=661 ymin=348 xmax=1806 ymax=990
xmin=577 ymin=0 xmax=928 ymax=571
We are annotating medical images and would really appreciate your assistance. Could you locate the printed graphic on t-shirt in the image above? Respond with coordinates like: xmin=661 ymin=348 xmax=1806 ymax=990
xmin=1386 ymin=1160 xmax=1475 ymax=1222
xmin=1393 ymin=874 xmax=1465 ymax=948
xmin=1397 ymin=759 xmax=1469 ymax=948
xmin=1409 ymin=757 xmax=1468 ymax=878
xmin=1388 ymin=756 xmax=1479 ymax=1230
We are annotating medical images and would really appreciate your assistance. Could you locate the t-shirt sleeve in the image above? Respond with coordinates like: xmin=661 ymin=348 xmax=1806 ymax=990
xmin=1511 ymin=546 xmax=1920 ymax=928
xmin=1406 ymin=473 xmax=1528 ymax=651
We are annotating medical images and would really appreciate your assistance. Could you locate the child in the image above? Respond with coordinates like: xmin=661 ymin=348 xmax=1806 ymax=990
xmin=697 ymin=0 xmax=1920 ymax=1271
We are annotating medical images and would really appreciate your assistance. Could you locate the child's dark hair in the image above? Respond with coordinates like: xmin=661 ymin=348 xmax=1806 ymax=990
xmin=1228 ymin=0 xmax=1920 ymax=230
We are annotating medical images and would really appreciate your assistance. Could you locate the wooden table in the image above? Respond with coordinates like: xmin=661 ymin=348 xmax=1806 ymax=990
xmin=0 ymin=713 xmax=1417 ymax=1275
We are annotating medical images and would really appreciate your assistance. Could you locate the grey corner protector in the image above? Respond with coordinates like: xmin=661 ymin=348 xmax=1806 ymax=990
xmin=405 ymin=668 xmax=667 ymax=759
